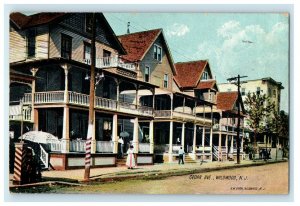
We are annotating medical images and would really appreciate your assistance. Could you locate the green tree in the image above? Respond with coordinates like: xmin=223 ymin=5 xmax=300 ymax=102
xmin=244 ymin=92 xmax=275 ymax=150
xmin=269 ymin=110 xmax=289 ymax=147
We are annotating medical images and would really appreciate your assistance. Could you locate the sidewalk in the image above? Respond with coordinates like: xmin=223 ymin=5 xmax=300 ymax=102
xmin=10 ymin=159 xmax=287 ymax=186
xmin=43 ymin=159 xmax=287 ymax=183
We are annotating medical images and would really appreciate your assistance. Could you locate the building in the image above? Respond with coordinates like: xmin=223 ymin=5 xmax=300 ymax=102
xmin=218 ymin=77 xmax=285 ymax=155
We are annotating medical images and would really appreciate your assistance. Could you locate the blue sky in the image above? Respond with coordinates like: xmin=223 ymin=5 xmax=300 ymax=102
xmin=104 ymin=13 xmax=289 ymax=112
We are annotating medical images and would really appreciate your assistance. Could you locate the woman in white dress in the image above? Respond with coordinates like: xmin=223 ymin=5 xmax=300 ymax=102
xmin=126 ymin=145 xmax=136 ymax=169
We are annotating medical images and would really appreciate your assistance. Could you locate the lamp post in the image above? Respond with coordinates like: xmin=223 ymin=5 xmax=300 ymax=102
xmin=227 ymin=75 xmax=247 ymax=164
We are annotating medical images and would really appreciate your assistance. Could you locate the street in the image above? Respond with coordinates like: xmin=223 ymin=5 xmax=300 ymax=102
xmin=12 ymin=162 xmax=288 ymax=194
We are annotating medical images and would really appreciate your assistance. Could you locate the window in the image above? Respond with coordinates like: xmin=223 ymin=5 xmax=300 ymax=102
xmin=27 ymin=29 xmax=36 ymax=58
xmin=163 ymin=74 xmax=168 ymax=88
xmin=268 ymin=88 xmax=272 ymax=96
xmin=83 ymin=42 xmax=91 ymax=63
xmin=273 ymin=89 xmax=276 ymax=98
xmin=154 ymin=44 xmax=162 ymax=62
xmin=201 ymin=71 xmax=208 ymax=80
xmin=241 ymin=88 xmax=245 ymax=96
xmin=256 ymin=87 xmax=261 ymax=95
xmin=85 ymin=14 xmax=93 ymax=33
xmin=61 ymin=34 xmax=72 ymax=59
xmin=144 ymin=66 xmax=150 ymax=82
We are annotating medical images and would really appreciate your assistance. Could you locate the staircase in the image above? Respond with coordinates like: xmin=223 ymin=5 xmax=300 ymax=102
xmin=184 ymin=155 xmax=197 ymax=164
xmin=116 ymin=157 xmax=127 ymax=167
xmin=212 ymin=145 xmax=219 ymax=161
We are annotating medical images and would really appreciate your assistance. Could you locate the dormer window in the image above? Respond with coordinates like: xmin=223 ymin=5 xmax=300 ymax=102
xmin=85 ymin=14 xmax=93 ymax=33
xmin=83 ymin=42 xmax=91 ymax=64
xmin=201 ymin=71 xmax=208 ymax=80
xmin=61 ymin=34 xmax=72 ymax=60
xmin=163 ymin=74 xmax=168 ymax=88
xmin=154 ymin=44 xmax=162 ymax=62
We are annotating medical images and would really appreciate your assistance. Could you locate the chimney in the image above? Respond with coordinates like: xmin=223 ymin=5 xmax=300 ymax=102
xmin=127 ymin=22 xmax=130 ymax=34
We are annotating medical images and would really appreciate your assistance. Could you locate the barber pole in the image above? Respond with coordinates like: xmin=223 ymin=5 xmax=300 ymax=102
xmin=84 ymin=124 xmax=93 ymax=172
xmin=13 ymin=143 xmax=26 ymax=185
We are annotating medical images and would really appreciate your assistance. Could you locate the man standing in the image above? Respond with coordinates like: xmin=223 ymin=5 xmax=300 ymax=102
xmin=178 ymin=146 xmax=185 ymax=164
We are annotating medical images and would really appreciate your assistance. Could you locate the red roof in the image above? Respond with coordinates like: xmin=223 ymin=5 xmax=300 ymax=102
xmin=216 ymin=92 xmax=238 ymax=111
xmin=10 ymin=12 xmax=66 ymax=29
xmin=118 ymin=29 xmax=161 ymax=62
xmin=195 ymin=80 xmax=216 ymax=90
xmin=174 ymin=60 xmax=207 ymax=88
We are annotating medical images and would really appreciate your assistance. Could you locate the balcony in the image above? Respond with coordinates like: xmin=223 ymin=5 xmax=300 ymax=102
xmin=25 ymin=91 xmax=153 ymax=117
xmin=154 ymin=110 xmax=212 ymax=125
xmin=83 ymin=56 xmax=136 ymax=71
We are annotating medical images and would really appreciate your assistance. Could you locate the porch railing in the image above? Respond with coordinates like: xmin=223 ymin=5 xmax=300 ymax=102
xmin=23 ymin=93 xmax=32 ymax=104
xmin=40 ymin=144 xmax=49 ymax=169
xmin=154 ymin=110 xmax=171 ymax=117
xmin=48 ymin=141 xmax=62 ymax=152
xmin=95 ymin=96 xmax=118 ymax=110
xmin=172 ymin=144 xmax=182 ymax=153
xmin=84 ymin=56 xmax=136 ymax=71
xmin=138 ymin=143 xmax=150 ymax=153
xmin=35 ymin=91 xmax=65 ymax=104
xmin=70 ymin=140 xmax=86 ymax=152
xmin=154 ymin=144 xmax=169 ymax=153
xmin=195 ymin=145 xmax=211 ymax=153
xmin=69 ymin=91 xmax=89 ymax=106
xmin=96 ymin=141 xmax=113 ymax=153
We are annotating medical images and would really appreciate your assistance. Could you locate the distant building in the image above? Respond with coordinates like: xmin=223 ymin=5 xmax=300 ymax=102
xmin=218 ymin=77 xmax=284 ymax=112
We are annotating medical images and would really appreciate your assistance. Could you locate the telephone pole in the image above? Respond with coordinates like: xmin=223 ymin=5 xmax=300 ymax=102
xmin=227 ymin=75 xmax=247 ymax=164
xmin=84 ymin=13 xmax=96 ymax=181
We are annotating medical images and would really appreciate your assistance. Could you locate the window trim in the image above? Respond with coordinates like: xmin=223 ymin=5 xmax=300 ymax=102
xmin=202 ymin=71 xmax=208 ymax=80
xmin=61 ymin=33 xmax=72 ymax=60
xmin=26 ymin=29 xmax=36 ymax=58
xmin=144 ymin=66 xmax=150 ymax=82
xmin=153 ymin=44 xmax=162 ymax=62
xmin=163 ymin=74 xmax=169 ymax=88
xmin=83 ymin=41 xmax=91 ymax=60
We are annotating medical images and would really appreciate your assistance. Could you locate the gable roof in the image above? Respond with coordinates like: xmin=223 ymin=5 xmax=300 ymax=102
xmin=195 ymin=80 xmax=217 ymax=90
xmin=10 ymin=12 xmax=66 ymax=29
xmin=174 ymin=60 xmax=208 ymax=89
xmin=216 ymin=91 xmax=239 ymax=111
xmin=118 ymin=29 xmax=161 ymax=62
xmin=118 ymin=29 xmax=176 ymax=74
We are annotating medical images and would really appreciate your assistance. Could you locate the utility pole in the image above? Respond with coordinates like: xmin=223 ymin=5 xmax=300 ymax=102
xmin=84 ymin=13 xmax=96 ymax=181
xmin=227 ymin=75 xmax=247 ymax=164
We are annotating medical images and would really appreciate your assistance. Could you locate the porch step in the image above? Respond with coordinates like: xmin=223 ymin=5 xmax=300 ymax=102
xmin=184 ymin=155 xmax=197 ymax=164
xmin=116 ymin=157 xmax=127 ymax=167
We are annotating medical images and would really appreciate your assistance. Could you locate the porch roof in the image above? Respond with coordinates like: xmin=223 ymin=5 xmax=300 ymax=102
xmin=10 ymin=57 xmax=158 ymax=89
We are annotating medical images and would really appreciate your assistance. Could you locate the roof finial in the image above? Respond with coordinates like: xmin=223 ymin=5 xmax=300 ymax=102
xmin=127 ymin=22 xmax=130 ymax=34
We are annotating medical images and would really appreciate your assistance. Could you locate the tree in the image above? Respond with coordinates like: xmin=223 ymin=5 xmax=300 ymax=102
xmin=269 ymin=110 xmax=289 ymax=147
xmin=244 ymin=92 xmax=274 ymax=150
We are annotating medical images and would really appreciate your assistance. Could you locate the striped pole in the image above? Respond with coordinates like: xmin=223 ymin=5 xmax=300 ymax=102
xmin=13 ymin=143 xmax=26 ymax=185
xmin=84 ymin=124 xmax=93 ymax=179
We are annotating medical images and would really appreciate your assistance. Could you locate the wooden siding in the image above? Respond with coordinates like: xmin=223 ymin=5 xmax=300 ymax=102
xmin=49 ymin=24 xmax=118 ymax=63
xmin=10 ymin=26 xmax=49 ymax=63
xmin=9 ymin=27 xmax=27 ymax=63
xmin=139 ymin=35 xmax=174 ymax=91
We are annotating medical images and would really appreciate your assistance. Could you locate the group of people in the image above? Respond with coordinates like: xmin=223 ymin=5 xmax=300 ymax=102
xmin=259 ymin=148 xmax=271 ymax=160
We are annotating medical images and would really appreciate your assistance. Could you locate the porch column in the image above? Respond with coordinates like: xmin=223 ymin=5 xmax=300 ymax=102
xmin=210 ymin=126 xmax=213 ymax=161
xmin=61 ymin=63 xmax=71 ymax=103
xmin=116 ymin=79 xmax=120 ymax=110
xmin=112 ymin=114 xmax=118 ymax=154
xmin=225 ymin=134 xmax=228 ymax=160
xmin=168 ymin=121 xmax=174 ymax=162
xmin=202 ymin=126 xmax=205 ymax=154
xmin=133 ymin=117 xmax=139 ymax=153
xmin=135 ymin=84 xmax=139 ymax=109
xmin=91 ymin=110 xmax=96 ymax=154
xmin=170 ymin=93 xmax=174 ymax=118
xmin=30 ymin=68 xmax=38 ymax=130
xmin=62 ymin=106 xmax=70 ymax=153
xmin=33 ymin=109 xmax=39 ymax=131
xmin=192 ymin=124 xmax=197 ymax=154
xmin=218 ymin=132 xmax=222 ymax=161
xmin=241 ymin=136 xmax=244 ymax=153
xmin=182 ymin=97 xmax=186 ymax=113
xmin=152 ymin=89 xmax=156 ymax=110
xmin=181 ymin=122 xmax=185 ymax=149
xmin=149 ymin=120 xmax=154 ymax=154
xmin=230 ymin=135 xmax=234 ymax=154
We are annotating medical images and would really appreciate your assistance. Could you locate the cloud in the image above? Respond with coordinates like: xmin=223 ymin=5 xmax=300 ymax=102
xmin=166 ymin=23 xmax=190 ymax=37
xmin=194 ymin=20 xmax=289 ymax=111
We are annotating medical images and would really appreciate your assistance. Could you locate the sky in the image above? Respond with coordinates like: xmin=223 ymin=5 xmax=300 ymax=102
xmin=104 ymin=13 xmax=289 ymax=112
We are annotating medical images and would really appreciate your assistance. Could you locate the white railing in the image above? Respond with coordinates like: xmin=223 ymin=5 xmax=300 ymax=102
xmin=119 ymin=101 xmax=136 ymax=110
xmin=84 ymin=56 xmax=136 ymax=71
xmin=195 ymin=146 xmax=211 ymax=153
xmin=138 ymin=105 xmax=153 ymax=116
xmin=23 ymin=93 xmax=32 ymax=104
xmin=95 ymin=96 xmax=118 ymax=110
xmin=70 ymin=140 xmax=86 ymax=152
xmin=221 ymin=146 xmax=227 ymax=153
xmin=96 ymin=141 xmax=113 ymax=153
xmin=48 ymin=140 xmax=62 ymax=152
xmin=35 ymin=91 xmax=64 ymax=104
xmin=154 ymin=110 xmax=172 ymax=117
xmin=40 ymin=144 xmax=49 ymax=169
xmin=172 ymin=144 xmax=182 ymax=153
xmin=69 ymin=91 xmax=89 ymax=106
xmin=139 ymin=143 xmax=150 ymax=153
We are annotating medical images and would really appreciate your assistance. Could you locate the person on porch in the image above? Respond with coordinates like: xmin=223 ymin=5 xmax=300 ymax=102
xmin=178 ymin=146 xmax=185 ymax=165
xmin=126 ymin=145 xmax=136 ymax=169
